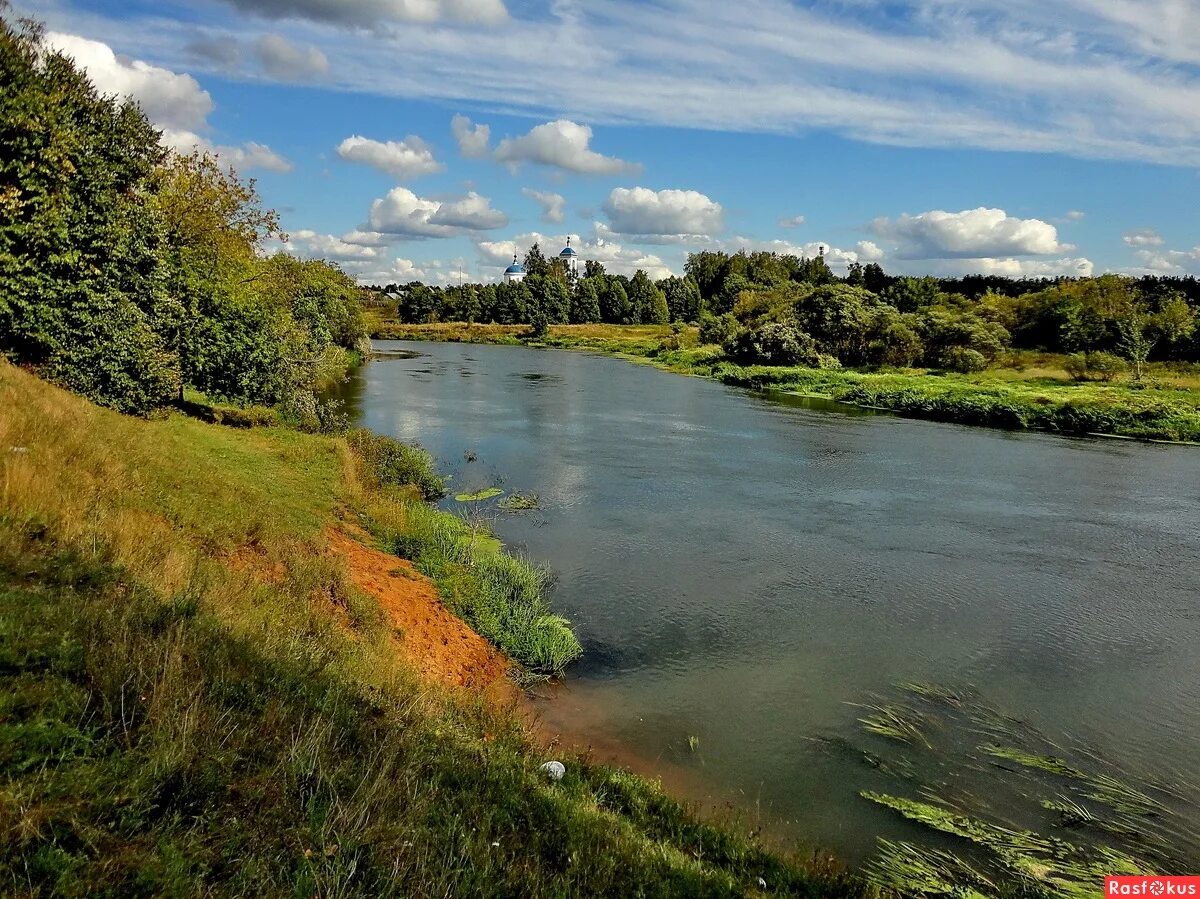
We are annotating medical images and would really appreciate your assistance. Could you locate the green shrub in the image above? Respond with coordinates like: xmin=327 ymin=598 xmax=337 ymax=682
xmin=1066 ymin=351 xmax=1124 ymax=382
xmin=346 ymin=429 xmax=446 ymax=500
xmin=725 ymin=320 xmax=820 ymax=367
xmin=939 ymin=346 xmax=988 ymax=373
xmin=697 ymin=311 xmax=740 ymax=347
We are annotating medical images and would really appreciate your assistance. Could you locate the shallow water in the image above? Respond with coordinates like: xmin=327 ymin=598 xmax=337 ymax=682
xmin=332 ymin=340 xmax=1200 ymax=865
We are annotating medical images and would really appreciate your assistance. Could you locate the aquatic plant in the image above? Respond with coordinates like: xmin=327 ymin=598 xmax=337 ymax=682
xmin=981 ymin=746 xmax=1087 ymax=780
xmin=454 ymin=486 xmax=504 ymax=502
xmin=853 ymin=702 xmax=932 ymax=747
xmin=498 ymin=492 xmax=540 ymax=511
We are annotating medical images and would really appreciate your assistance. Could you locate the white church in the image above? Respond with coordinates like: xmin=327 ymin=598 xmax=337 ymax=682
xmin=503 ymin=237 xmax=579 ymax=283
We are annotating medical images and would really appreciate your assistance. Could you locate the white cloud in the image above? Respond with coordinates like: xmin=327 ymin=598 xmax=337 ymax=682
xmin=602 ymin=187 xmax=723 ymax=241
xmin=1123 ymin=228 xmax=1165 ymax=247
xmin=47 ymin=32 xmax=212 ymax=132
xmin=522 ymin=188 xmax=566 ymax=224
xmin=47 ymin=31 xmax=290 ymax=172
xmin=1131 ymin=246 xmax=1200 ymax=274
xmin=63 ymin=0 xmax=1200 ymax=167
xmin=451 ymin=114 xmax=490 ymax=158
xmin=337 ymin=135 xmax=443 ymax=179
xmin=778 ymin=214 xmax=806 ymax=228
xmin=1064 ymin=210 xmax=1087 ymax=222
xmin=254 ymin=33 xmax=328 ymax=80
xmin=935 ymin=257 xmax=1096 ymax=278
xmin=869 ymin=207 xmax=1070 ymax=259
xmin=286 ymin=229 xmax=383 ymax=261
xmin=494 ymin=120 xmax=638 ymax=175
xmin=218 ymin=0 xmax=508 ymax=27
xmin=367 ymin=187 xmax=506 ymax=237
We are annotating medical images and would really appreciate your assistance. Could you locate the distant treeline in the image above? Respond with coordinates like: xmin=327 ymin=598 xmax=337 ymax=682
xmin=0 ymin=13 xmax=367 ymax=419
xmin=370 ymin=246 xmax=1200 ymax=370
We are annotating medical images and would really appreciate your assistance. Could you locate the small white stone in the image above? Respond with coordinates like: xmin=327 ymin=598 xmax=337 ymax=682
xmin=540 ymin=760 xmax=566 ymax=781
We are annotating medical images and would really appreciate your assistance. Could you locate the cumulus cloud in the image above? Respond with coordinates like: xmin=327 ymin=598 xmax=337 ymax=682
xmin=47 ymin=31 xmax=290 ymax=172
xmin=778 ymin=214 xmax=807 ymax=229
xmin=1123 ymin=228 xmax=1165 ymax=247
xmin=602 ymin=187 xmax=723 ymax=241
xmin=1130 ymin=246 xmax=1200 ymax=274
xmin=218 ymin=0 xmax=508 ymax=28
xmin=494 ymin=120 xmax=638 ymax=175
xmin=451 ymin=114 xmax=490 ymax=158
xmin=868 ymin=207 xmax=1070 ymax=259
xmin=522 ymin=188 xmax=566 ymax=224
xmin=254 ymin=33 xmax=328 ymax=80
xmin=367 ymin=187 xmax=506 ymax=237
xmin=286 ymin=229 xmax=383 ymax=261
xmin=337 ymin=135 xmax=443 ymax=179
xmin=47 ymin=32 xmax=212 ymax=132
xmin=923 ymin=257 xmax=1096 ymax=278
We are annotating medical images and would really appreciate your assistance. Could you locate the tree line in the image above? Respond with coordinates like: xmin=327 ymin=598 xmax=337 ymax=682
xmin=0 ymin=11 xmax=367 ymax=419
xmin=374 ymin=245 xmax=1200 ymax=373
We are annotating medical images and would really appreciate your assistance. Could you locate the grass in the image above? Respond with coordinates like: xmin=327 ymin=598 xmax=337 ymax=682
xmin=371 ymin=322 xmax=1200 ymax=443
xmin=1 ymin=360 xmax=861 ymax=896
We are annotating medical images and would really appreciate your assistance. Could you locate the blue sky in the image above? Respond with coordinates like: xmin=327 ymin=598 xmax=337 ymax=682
xmin=24 ymin=0 xmax=1200 ymax=283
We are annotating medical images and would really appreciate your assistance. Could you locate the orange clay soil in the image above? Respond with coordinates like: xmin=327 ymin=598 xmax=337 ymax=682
xmin=327 ymin=529 xmax=516 ymax=697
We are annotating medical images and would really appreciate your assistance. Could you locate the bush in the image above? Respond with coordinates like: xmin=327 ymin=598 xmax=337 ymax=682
xmin=939 ymin=346 xmax=989 ymax=373
xmin=1066 ymin=351 xmax=1124 ymax=382
xmin=725 ymin=320 xmax=820 ymax=367
xmin=697 ymin=311 xmax=740 ymax=347
xmin=346 ymin=429 xmax=446 ymax=500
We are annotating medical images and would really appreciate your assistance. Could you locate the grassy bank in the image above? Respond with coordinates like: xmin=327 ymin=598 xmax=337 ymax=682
xmin=0 ymin=360 xmax=859 ymax=897
xmin=371 ymin=322 xmax=1200 ymax=443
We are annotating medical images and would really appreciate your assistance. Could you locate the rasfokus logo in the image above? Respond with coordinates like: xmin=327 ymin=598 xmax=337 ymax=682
xmin=1107 ymin=877 xmax=1200 ymax=896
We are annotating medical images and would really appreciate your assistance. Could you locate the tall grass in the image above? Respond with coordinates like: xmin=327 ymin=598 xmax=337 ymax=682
xmin=357 ymin=495 xmax=583 ymax=677
xmin=0 ymin=360 xmax=861 ymax=896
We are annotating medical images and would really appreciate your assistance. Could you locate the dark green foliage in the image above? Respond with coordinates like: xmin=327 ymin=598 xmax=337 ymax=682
xmin=726 ymin=320 xmax=820 ymax=366
xmin=345 ymin=428 xmax=445 ymax=500
xmin=0 ymin=15 xmax=177 ymax=412
xmin=698 ymin=311 xmax=741 ymax=347
xmin=570 ymin=277 xmax=602 ymax=323
xmin=600 ymin=279 xmax=632 ymax=324
xmin=661 ymin=275 xmax=702 ymax=323
xmin=0 ymin=12 xmax=366 ymax=414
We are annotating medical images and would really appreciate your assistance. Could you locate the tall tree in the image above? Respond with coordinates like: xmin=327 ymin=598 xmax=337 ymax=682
xmin=571 ymin=278 xmax=602 ymax=324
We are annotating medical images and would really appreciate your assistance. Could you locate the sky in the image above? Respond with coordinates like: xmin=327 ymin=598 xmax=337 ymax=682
xmin=20 ymin=0 xmax=1200 ymax=284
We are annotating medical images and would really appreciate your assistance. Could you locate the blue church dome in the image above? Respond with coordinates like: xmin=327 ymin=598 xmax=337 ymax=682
xmin=505 ymin=262 xmax=526 ymax=274
xmin=558 ymin=236 xmax=578 ymax=258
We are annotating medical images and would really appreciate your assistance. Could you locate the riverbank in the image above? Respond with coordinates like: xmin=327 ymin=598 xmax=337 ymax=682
xmin=369 ymin=321 xmax=1200 ymax=443
xmin=0 ymin=359 xmax=862 ymax=897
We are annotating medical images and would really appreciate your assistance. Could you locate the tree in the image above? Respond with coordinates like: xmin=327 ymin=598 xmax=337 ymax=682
xmin=1119 ymin=311 xmax=1155 ymax=380
xmin=661 ymin=276 xmax=702 ymax=323
xmin=600 ymin=280 xmax=631 ymax=324
xmin=523 ymin=243 xmax=551 ymax=278
xmin=583 ymin=259 xmax=607 ymax=280
xmin=627 ymin=270 xmax=666 ymax=324
xmin=0 ymin=15 xmax=179 ymax=412
xmin=571 ymin=278 xmax=602 ymax=324
xmin=684 ymin=251 xmax=730 ymax=303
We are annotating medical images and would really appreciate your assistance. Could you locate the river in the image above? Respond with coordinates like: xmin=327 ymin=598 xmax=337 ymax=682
xmin=331 ymin=340 xmax=1200 ymax=867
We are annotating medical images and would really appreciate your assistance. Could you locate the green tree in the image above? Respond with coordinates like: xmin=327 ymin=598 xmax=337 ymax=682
xmin=600 ymin=280 xmax=631 ymax=324
xmin=571 ymin=278 xmax=602 ymax=324
xmin=0 ymin=14 xmax=179 ymax=412
xmin=661 ymin=276 xmax=702 ymax=323
xmin=522 ymin=243 xmax=551 ymax=278
xmin=627 ymin=270 xmax=666 ymax=324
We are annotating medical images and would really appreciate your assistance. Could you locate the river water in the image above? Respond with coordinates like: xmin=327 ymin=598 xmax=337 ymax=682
xmin=332 ymin=340 xmax=1200 ymax=866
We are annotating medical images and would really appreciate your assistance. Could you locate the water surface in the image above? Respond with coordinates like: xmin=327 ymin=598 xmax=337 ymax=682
xmin=332 ymin=341 xmax=1200 ymax=864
